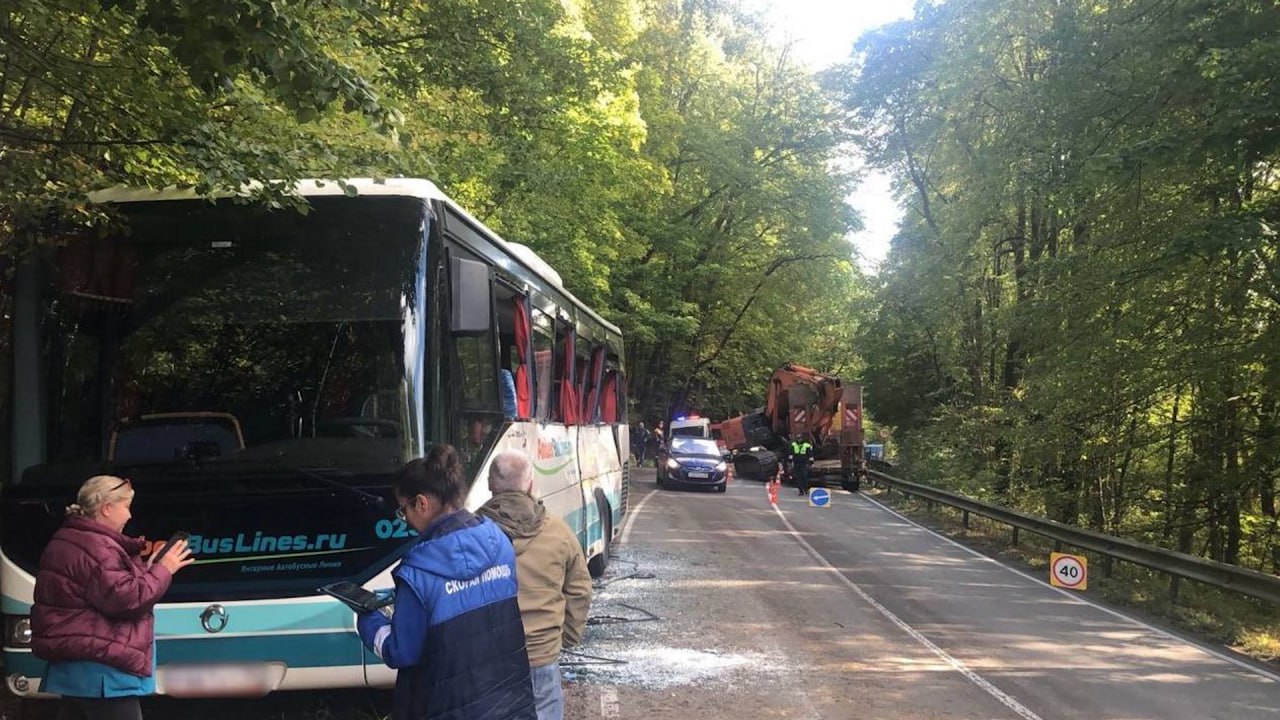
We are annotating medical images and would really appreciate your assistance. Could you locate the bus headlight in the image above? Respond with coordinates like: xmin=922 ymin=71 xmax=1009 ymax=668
xmin=665 ymin=458 xmax=680 ymax=470
xmin=5 ymin=616 xmax=32 ymax=646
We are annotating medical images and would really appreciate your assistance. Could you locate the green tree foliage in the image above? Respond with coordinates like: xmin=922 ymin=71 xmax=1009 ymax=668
xmin=2 ymin=0 xmax=865 ymax=434
xmin=609 ymin=2 xmax=863 ymax=421
xmin=831 ymin=0 xmax=1280 ymax=570
xmin=0 ymin=0 xmax=396 ymax=237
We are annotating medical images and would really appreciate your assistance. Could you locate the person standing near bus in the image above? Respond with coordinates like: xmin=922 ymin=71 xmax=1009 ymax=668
xmin=633 ymin=422 xmax=650 ymax=464
xmin=32 ymin=475 xmax=195 ymax=720
xmin=647 ymin=420 xmax=665 ymax=467
xmin=479 ymin=450 xmax=591 ymax=720
xmin=357 ymin=446 xmax=535 ymax=720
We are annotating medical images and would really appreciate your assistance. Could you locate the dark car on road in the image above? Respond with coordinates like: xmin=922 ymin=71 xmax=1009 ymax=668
xmin=657 ymin=437 xmax=729 ymax=492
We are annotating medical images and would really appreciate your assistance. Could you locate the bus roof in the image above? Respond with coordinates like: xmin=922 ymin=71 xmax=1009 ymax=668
xmin=87 ymin=178 xmax=620 ymax=336
xmin=87 ymin=177 xmax=449 ymax=204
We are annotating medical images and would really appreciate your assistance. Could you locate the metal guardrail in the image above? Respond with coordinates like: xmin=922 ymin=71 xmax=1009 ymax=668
xmin=868 ymin=468 xmax=1280 ymax=606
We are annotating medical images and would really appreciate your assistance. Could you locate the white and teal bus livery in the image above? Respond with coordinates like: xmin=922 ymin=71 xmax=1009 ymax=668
xmin=0 ymin=179 xmax=630 ymax=697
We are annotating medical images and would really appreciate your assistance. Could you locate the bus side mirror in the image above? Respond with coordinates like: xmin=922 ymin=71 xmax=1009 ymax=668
xmin=451 ymin=256 xmax=492 ymax=333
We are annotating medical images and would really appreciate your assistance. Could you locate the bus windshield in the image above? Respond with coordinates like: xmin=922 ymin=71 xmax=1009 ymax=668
xmin=4 ymin=196 xmax=425 ymax=488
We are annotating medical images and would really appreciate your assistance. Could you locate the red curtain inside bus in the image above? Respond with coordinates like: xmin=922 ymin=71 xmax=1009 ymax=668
xmin=600 ymin=370 xmax=619 ymax=423
xmin=559 ymin=331 xmax=580 ymax=424
xmin=513 ymin=296 xmax=533 ymax=418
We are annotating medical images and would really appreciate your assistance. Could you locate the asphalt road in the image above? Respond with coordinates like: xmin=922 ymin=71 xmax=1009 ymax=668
xmin=564 ymin=469 xmax=1280 ymax=720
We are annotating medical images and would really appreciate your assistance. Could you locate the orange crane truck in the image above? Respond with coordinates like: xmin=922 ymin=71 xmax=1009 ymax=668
xmin=718 ymin=363 xmax=867 ymax=492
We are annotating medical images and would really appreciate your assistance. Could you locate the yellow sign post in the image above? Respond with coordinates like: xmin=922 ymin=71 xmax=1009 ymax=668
xmin=1049 ymin=552 xmax=1088 ymax=591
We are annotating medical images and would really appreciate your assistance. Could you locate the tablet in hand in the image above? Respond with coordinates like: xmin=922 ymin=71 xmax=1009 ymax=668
xmin=319 ymin=581 xmax=394 ymax=613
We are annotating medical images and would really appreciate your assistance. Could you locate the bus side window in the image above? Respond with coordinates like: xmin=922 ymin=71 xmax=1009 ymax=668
xmin=453 ymin=332 xmax=498 ymax=410
xmin=494 ymin=285 xmax=523 ymax=419
xmin=575 ymin=343 xmax=591 ymax=422
xmin=448 ymin=256 xmax=500 ymax=460
xmin=600 ymin=366 xmax=621 ymax=424
xmin=552 ymin=318 xmax=584 ymax=424
xmin=605 ymin=344 xmax=625 ymax=424
xmin=581 ymin=344 xmax=606 ymax=423
xmin=532 ymin=309 xmax=554 ymax=421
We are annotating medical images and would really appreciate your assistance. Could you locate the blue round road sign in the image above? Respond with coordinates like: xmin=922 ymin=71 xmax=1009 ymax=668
xmin=808 ymin=487 xmax=831 ymax=507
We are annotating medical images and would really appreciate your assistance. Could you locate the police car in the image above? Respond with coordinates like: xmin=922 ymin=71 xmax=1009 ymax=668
xmin=656 ymin=436 xmax=729 ymax=493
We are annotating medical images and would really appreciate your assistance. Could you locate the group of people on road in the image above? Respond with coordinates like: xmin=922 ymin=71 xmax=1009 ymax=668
xmin=354 ymin=445 xmax=591 ymax=720
xmin=631 ymin=420 xmax=664 ymax=466
xmin=31 ymin=445 xmax=592 ymax=720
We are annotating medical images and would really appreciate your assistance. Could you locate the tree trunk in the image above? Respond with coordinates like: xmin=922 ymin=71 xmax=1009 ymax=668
xmin=1111 ymin=414 xmax=1140 ymax=531
xmin=1003 ymin=196 xmax=1027 ymax=390
xmin=1161 ymin=387 xmax=1184 ymax=545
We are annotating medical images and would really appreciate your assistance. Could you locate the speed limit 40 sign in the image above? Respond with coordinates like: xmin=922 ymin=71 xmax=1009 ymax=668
xmin=1050 ymin=552 xmax=1088 ymax=590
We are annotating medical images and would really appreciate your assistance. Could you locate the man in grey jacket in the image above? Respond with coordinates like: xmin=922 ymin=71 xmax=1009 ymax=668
xmin=479 ymin=450 xmax=592 ymax=720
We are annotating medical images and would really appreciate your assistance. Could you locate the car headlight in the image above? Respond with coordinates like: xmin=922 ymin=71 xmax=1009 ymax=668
xmin=666 ymin=457 xmax=680 ymax=470
xmin=5 ymin=616 xmax=31 ymax=646
xmin=715 ymin=461 xmax=727 ymax=472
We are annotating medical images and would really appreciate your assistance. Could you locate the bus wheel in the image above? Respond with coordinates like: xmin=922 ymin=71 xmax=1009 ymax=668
xmin=587 ymin=495 xmax=611 ymax=578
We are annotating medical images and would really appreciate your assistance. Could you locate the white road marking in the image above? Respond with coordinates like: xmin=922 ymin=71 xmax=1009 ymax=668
xmin=620 ymin=486 xmax=659 ymax=546
xmin=600 ymin=685 xmax=620 ymax=718
xmin=772 ymin=503 xmax=1044 ymax=720
xmin=859 ymin=491 xmax=1280 ymax=684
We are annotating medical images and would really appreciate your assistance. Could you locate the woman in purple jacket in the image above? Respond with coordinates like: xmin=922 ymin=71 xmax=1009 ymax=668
xmin=31 ymin=475 xmax=194 ymax=720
